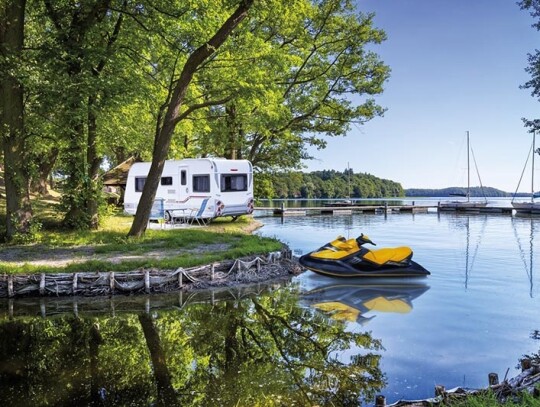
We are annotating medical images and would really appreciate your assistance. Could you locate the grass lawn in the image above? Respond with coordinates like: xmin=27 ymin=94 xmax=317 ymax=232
xmin=0 ymin=181 xmax=282 ymax=274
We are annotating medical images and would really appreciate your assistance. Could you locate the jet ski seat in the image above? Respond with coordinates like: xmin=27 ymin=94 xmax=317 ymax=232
xmin=362 ymin=247 xmax=413 ymax=265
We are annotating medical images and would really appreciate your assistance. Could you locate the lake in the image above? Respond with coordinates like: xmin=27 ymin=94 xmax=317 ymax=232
xmin=255 ymin=205 xmax=540 ymax=402
xmin=0 ymin=206 xmax=539 ymax=406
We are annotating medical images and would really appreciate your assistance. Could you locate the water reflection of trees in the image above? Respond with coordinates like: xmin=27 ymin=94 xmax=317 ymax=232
xmin=0 ymin=287 xmax=385 ymax=406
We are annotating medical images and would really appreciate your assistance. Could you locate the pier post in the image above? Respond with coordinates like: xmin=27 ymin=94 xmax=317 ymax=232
xmin=375 ymin=395 xmax=386 ymax=407
xmin=435 ymin=385 xmax=446 ymax=397
xmin=521 ymin=358 xmax=532 ymax=371
xmin=488 ymin=373 xmax=499 ymax=385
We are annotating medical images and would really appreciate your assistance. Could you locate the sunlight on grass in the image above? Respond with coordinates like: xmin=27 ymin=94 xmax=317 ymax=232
xmin=0 ymin=204 xmax=282 ymax=274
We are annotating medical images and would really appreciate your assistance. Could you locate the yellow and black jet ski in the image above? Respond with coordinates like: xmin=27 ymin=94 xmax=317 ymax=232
xmin=299 ymin=234 xmax=430 ymax=278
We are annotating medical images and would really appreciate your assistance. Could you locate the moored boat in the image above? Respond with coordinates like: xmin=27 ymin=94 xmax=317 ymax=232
xmin=439 ymin=131 xmax=488 ymax=211
xmin=512 ymin=130 xmax=540 ymax=214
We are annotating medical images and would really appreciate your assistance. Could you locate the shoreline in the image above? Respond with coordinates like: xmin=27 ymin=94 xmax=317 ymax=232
xmin=0 ymin=248 xmax=301 ymax=298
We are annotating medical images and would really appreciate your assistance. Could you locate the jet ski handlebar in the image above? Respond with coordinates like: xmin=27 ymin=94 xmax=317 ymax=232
xmin=357 ymin=234 xmax=376 ymax=246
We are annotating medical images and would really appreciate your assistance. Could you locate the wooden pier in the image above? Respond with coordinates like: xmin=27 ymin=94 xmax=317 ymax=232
xmin=256 ymin=204 xmax=434 ymax=216
xmin=255 ymin=203 xmax=521 ymax=217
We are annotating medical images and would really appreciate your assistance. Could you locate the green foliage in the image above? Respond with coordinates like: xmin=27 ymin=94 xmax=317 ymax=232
xmin=6 ymin=0 xmax=389 ymax=233
xmin=259 ymin=168 xmax=404 ymax=199
xmin=445 ymin=390 xmax=540 ymax=407
xmin=0 ymin=285 xmax=386 ymax=405
xmin=10 ymin=218 xmax=42 ymax=245
xmin=406 ymin=186 xmax=512 ymax=197
xmin=195 ymin=0 xmax=389 ymax=171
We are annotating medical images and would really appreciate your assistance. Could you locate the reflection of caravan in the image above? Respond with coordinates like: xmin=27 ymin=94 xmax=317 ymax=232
xmin=124 ymin=158 xmax=254 ymax=221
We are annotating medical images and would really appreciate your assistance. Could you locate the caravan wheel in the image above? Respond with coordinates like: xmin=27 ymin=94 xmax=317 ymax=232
xmin=164 ymin=211 xmax=172 ymax=222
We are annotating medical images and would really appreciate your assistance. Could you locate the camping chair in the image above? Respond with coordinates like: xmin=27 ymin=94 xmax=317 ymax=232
xmin=188 ymin=197 xmax=211 ymax=226
xmin=148 ymin=198 xmax=166 ymax=229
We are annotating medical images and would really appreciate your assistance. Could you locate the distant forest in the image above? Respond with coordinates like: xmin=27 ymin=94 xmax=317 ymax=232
xmin=258 ymin=171 xmax=530 ymax=199
xmin=405 ymin=187 xmax=518 ymax=197
xmin=259 ymin=170 xmax=404 ymax=199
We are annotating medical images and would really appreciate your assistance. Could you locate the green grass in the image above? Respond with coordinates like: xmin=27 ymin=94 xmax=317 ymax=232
xmin=445 ymin=389 xmax=540 ymax=407
xmin=0 ymin=200 xmax=283 ymax=274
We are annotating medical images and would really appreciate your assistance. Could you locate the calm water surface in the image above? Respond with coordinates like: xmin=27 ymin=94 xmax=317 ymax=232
xmin=1 ymin=208 xmax=539 ymax=406
xmin=255 ymin=209 xmax=540 ymax=402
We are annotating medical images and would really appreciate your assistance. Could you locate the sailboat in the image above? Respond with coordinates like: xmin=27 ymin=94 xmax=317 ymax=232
xmin=512 ymin=131 xmax=540 ymax=214
xmin=439 ymin=131 xmax=488 ymax=211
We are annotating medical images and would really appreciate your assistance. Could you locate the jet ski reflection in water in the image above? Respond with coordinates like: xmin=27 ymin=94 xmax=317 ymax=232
xmin=302 ymin=281 xmax=430 ymax=325
xmin=299 ymin=234 xmax=430 ymax=278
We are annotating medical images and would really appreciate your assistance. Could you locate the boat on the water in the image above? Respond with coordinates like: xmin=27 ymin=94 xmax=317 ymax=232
xmin=512 ymin=130 xmax=540 ymax=214
xmin=298 ymin=234 xmax=430 ymax=278
xmin=439 ymin=131 xmax=488 ymax=211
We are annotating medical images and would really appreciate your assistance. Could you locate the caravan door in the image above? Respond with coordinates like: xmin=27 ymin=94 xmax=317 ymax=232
xmin=179 ymin=166 xmax=190 ymax=199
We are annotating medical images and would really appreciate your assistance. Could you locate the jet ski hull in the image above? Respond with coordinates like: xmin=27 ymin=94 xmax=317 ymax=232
xmin=299 ymin=254 xmax=430 ymax=278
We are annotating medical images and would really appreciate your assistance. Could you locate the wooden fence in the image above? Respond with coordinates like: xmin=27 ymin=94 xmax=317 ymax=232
xmin=0 ymin=249 xmax=296 ymax=298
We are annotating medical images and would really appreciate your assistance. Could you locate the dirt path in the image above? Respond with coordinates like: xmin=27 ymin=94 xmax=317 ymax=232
xmin=0 ymin=243 xmax=233 ymax=268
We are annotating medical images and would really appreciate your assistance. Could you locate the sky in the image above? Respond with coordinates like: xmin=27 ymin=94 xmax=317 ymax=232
xmin=302 ymin=0 xmax=540 ymax=192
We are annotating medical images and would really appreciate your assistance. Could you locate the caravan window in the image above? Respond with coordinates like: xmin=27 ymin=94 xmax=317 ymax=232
xmin=221 ymin=174 xmax=247 ymax=192
xmin=180 ymin=170 xmax=187 ymax=186
xmin=135 ymin=177 xmax=146 ymax=192
xmin=193 ymin=175 xmax=210 ymax=192
xmin=161 ymin=176 xmax=173 ymax=186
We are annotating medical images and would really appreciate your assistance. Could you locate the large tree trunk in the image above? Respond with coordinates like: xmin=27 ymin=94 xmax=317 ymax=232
xmin=86 ymin=95 xmax=102 ymax=229
xmin=0 ymin=0 xmax=32 ymax=241
xmin=31 ymin=147 xmax=59 ymax=196
xmin=128 ymin=0 xmax=254 ymax=238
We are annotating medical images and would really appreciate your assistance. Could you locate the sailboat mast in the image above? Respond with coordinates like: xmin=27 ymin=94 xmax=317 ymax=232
xmin=467 ymin=131 xmax=470 ymax=202
xmin=532 ymin=131 xmax=536 ymax=203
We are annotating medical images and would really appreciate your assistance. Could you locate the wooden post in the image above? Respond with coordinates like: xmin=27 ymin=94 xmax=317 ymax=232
xmin=144 ymin=270 xmax=150 ymax=293
xmin=145 ymin=297 xmax=150 ymax=314
xmin=40 ymin=299 xmax=46 ymax=318
xmin=178 ymin=270 xmax=183 ymax=288
xmin=73 ymin=273 xmax=78 ymax=294
xmin=39 ymin=273 xmax=46 ymax=296
xmin=109 ymin=272 xmax=115 ymax=294
xmin=257 ymin=258 xmax=261 ymax=272
xmin=488 ymin=372 xmax=499 ymax=386
xmin=7 ymin=275 xmax=14 ymax=298
xmin=73 ymin=301 xmax=79 ymax=318
xmin=521 ymin=358 xmax=532 ymax=371
xmin=375 ymin=395 xmax=386 ymax=407
xmin=211 ymin=264 xmax=215 ymax=281
xmin=435 ymin=385 xmax=446 ymax=397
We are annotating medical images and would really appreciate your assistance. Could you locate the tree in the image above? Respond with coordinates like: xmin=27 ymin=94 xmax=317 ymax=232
xmin=40 ymin=0 xmax=134 ymax=229
xmin=128 ymin=0 xmax=255 ymax=237
xmin=0 ymin=0 xmax=32 ymax=241
xmin=520 ymin=1 xmax=540 ymax=132
xmin=197 ymin=0 xmax=389 ymax=172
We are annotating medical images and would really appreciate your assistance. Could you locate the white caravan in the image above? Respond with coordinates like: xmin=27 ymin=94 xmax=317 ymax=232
xmin=124 ymin=158 xmax=254 ymax=221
